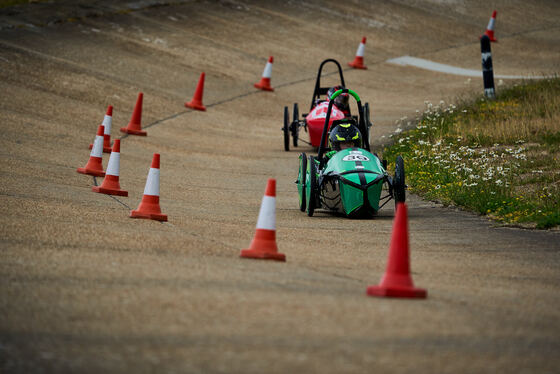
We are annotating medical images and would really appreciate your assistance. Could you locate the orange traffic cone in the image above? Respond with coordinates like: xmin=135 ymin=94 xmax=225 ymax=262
xmin=77 ymin=125 xmax=105 ymax=177
xmin=92 ymin=139 xmax=128 ymax=196
xmin=184 ymin=72 xmax=207 ymax=111
xmin=120 ymin=92 xmax=147 ymax=136
xmin=367 ymin=203 xmax=427 ymax=298
xmin=348 ymin=37 xmax=367 ymax=69
xmin=254 ymin=56 xmax=274 ymax=91
xmin=480 ymin=10 xmax=498 ymax=42
xmin=89 ymin=105 xmax=113 ymax=153
xmin=240 ymin=179 xmax=285 ymax=261
xmin=130 ymin=153 xmax=167 ymax=221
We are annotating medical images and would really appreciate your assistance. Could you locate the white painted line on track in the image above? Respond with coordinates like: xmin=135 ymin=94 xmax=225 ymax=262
xmin=387 ymin=56 xmax=546 ymax=79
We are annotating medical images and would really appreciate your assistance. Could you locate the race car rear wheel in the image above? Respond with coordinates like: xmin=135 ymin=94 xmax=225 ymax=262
xmin=292 ymin=103 xmax=299 ymax=147
xmin=364 ymin=102 xmax=373 ymax=136
xmin=363 ymin=102 xmax=373 ymax=150
xmin=298 ymin=152 xmax=307 ymax=211
xmin=394 ymin=155 xmax=406 ymax=204
xmin=306 ymin=156 xmax=317 ymax=217
xmin=283 ymin=106 xmax=290 ymax=151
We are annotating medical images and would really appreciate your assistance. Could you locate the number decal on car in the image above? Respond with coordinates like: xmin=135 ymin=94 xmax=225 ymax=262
xmin=343 ymin=154 xmax=370 ymax=162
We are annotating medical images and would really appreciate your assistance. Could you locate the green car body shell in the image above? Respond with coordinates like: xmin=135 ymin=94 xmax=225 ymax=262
xmin=302 ymin=148 xmax=386 ymax=217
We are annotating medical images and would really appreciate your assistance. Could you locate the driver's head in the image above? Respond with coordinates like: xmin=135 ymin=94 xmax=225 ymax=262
xmin=339 ymin=141 xmax=355 ymax=150
xmin=327 ymin=85 xmax=349 ymax=112
xmin=328 ymin=123 xmax=362 ymax=151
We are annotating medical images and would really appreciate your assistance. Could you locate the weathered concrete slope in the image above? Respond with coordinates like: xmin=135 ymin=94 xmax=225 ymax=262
xmin=1 ymin=1 xmax=559 ymax=373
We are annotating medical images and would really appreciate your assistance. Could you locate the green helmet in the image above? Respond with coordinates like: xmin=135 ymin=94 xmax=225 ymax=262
xmin=328 ymin=122 xmax=362 ymax=151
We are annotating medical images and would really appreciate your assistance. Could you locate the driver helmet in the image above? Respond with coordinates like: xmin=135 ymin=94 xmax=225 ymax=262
xmin=327 ymin=85 xmax=350 ymax=113
xmin=328 ymin=122 xmax=362 ymax=151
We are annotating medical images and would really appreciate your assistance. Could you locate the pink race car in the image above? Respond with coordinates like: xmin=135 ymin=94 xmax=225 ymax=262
xmin=283 ymin=59 xmax=373 ymax=151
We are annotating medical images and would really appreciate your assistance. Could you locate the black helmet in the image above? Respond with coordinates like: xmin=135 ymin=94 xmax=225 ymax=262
xmin=327 ymin=85 xmax=349 ymax=112
xmin=328 ymin=122 xmax=362 ymax=151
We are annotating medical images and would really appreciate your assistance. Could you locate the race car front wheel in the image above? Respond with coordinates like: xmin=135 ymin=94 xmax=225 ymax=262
xmin=298 ymin=152 xmax=307 ymax=211
xmin=394 ymin=155 xmax=406 ymax=204
xmin=292 ymin=103 xmax=299 ymax=147
xmin=283 ymin=106 xmax=290 ymax=151
xmin=364 ymin=102 xmax=373 ymax=146
xmin=306 ymin=156 xmax=317 ymax=217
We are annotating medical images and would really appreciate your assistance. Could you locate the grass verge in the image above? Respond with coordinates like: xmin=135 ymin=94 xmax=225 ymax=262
xmin=383 ymin=77 xmax=560 ymax=229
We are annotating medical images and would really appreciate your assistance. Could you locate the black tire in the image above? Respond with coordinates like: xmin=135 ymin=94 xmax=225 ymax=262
xmin=307 ymin=156 xmax=317 ymax=217
xmin=292 ymin=103 xmax=299 ymax=147
xmin=364 ymin=102 xmax=373 ymax=129
xmin=364 ymin=102 xmax=372 ymax=148
xmin=283 ymin=106 xmax=290 ymax=151
xmin=298 ymin=152 xmax=307 ymax=211
xmin=394 ymin=155 xmax=406 ymax=204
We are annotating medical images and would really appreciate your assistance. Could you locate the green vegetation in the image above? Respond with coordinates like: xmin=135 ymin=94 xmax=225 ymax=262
xmin=383 ymin=77 xmax=560 ymax=229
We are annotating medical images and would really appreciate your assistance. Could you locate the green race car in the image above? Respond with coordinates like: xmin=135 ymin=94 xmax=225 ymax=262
xmin=296 ymin=88 xmax=405 ymax=217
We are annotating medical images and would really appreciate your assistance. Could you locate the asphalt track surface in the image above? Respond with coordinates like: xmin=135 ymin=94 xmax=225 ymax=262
xmin=1 ymin=1 xmax=560 ymax=373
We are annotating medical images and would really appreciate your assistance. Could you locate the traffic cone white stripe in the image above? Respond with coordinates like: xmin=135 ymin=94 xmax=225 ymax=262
xmin=143 ymin=168 xmax=160 ymax=196
xmin=105 ymin=152 xmax=120 ymax=176
xmin=102 ymin=114 xmax=112 ymax=135
xmin=262 ymin=61 xmax=273 ymax=79
xmin=256 ymin=195 xmax=276 ymax=230
xmin=90 ymin=128 xmax=104 ymax=158
xmin=356 ymin=42 xmax=365 ymax=57
xmin=487 ymin=16 xmax=495 ymax=31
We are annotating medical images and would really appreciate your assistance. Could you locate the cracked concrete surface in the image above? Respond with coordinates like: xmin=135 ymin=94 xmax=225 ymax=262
xmin=1 ymin=0 xmax=559 ymax=373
